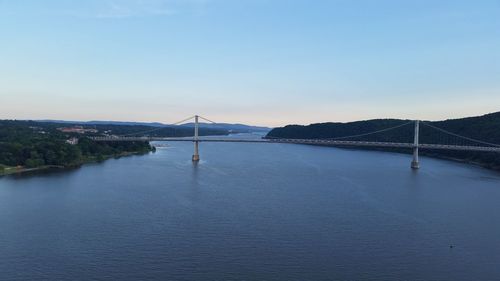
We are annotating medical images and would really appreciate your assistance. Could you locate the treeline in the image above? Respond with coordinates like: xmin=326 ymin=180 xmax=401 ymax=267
xmin=266 ymin=112 xmax=500 ymax=171
xmin=0 ymin=120 xmax=152 ymax=169
xmin=267 ymin=119 xmax=413 ymax=142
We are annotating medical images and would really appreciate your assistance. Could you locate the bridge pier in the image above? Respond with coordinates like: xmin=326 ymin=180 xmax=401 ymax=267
xmin=192 ymin=115 xmax=200 ymax=162
xmin=192 ymin=140 xmax=200 ymax=162
xmin=411 ymin=147 xmax=419 ymax=169
xmin=411 ymin=120 xmax=420 ymax=169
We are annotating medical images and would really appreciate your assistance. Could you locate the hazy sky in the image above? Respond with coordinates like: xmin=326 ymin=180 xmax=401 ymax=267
xmin=1 ymin=0 xmax=499 ymax=127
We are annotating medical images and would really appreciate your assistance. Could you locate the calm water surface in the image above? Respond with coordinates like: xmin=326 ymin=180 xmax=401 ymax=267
xmin=1 ymin=138 xmax=500 ymax=281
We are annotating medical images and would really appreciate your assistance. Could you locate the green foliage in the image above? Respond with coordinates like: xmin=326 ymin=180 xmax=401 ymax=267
xmin=0 ymin=120 xmax=153 ymax=169
xmin=25 ymin=157 xmax=45 ymax=168
xmin=267 ymin=119 xmax=414 ymax=142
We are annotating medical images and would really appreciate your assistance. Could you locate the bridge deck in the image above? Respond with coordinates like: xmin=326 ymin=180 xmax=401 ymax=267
xmin=90 ymin=137 xmax=500 ymax=153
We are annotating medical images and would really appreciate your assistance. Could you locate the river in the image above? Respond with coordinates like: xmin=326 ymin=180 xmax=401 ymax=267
xmin=1 ymin=137 xmax=500 ymax=280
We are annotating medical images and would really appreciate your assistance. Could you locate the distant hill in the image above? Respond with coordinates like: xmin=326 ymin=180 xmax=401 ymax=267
xmin=37 ymin=120 xmax=171 ymax=127
xmin=30 ymin=120 xmax=227 ymax=137
xmin=266 ymin=111 xmax=500 ymax=171
xmin=37 ymin=120 xmax=271 ymax=133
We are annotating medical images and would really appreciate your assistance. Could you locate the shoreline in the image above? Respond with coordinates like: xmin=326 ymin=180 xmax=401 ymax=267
xmin=0 ymin=165 xmax=65 ymax=176
xmin=0 ymin=150 xmax=151 ymax=177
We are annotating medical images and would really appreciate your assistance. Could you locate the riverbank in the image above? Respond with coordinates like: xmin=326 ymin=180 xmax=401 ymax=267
xmin=0 ymin=150 xmax=152 ymax=177
xmin=0 ymin=165 xmax=65 ymax=176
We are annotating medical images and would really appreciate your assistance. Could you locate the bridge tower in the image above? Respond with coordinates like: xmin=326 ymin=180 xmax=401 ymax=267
xmin=411 ymin=120 xmax=420 ymax=169
xmin=192 ymin=115 xmax=200 ymax=162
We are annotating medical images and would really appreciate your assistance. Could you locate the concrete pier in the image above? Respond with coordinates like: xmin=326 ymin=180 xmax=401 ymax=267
xmin=192 ymin=141 xmax=200 ymax=162
xmin=411 ymin=149 xmax=419 ymax=169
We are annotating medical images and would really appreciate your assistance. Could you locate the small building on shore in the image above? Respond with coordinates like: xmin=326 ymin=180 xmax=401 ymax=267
xmin=66 ymin=137 xmax=79 ymax=145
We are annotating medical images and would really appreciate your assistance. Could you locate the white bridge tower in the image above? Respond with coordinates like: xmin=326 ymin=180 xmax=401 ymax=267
xmin=411 ymin=120 xmax=420 ymax=169
xmin=192 ymin=115 xmax=200 ymax=162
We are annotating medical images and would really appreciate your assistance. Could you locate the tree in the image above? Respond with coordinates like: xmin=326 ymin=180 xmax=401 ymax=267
xmin=25 ymin=158 xmax=45 ymax=168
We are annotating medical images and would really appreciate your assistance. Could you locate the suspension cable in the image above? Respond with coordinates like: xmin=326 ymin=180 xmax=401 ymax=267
xmin=170 ymin=115 xmax=196 ymax=126
xmin=420 ymin=121 xmax=500 ymax=147
xmin=198 ymin=115 xmax=217 ymax=124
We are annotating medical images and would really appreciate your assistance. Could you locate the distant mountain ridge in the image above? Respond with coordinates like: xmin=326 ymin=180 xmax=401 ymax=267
xmin=36 ymin=120 xmax=172 ymax=127
xmin=35 ymin=120 xmax=271 ymax=133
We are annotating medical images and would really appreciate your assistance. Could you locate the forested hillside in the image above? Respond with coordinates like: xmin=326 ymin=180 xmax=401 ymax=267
xmin=0 ymin=120 xmax=154 ymax=173
xmin=266 ymin=112 xmax=500 ymax=170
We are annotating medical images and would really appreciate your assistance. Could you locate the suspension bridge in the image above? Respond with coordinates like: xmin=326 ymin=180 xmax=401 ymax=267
xmin=90 ymin=115 xmax=500 ymax=169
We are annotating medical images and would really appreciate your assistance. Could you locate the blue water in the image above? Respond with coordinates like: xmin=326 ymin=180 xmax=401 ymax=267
xmin=1 ymin=139 xmax=500 ymax=280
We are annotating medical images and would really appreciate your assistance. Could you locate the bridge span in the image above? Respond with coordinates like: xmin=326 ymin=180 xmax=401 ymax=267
xmin=89 ymin=115 xmax=500 ymax=169
xmin=90 ymin=137 xmax=500 ymax=152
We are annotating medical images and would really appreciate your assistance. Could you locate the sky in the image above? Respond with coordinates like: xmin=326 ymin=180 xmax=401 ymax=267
xmin=0 ymin=0 xmax=499 ymax=127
